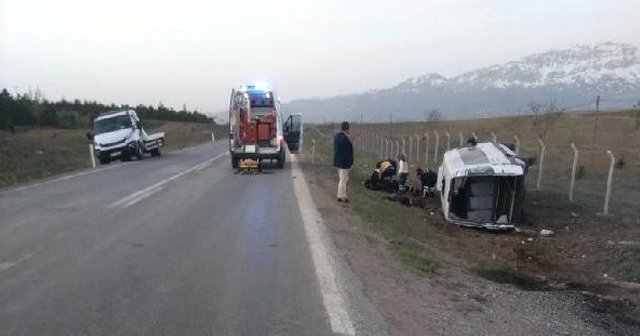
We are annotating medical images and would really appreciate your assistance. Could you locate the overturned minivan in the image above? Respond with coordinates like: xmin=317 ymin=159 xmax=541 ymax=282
xmin=437 ymin=142 xmax=530 ymax=230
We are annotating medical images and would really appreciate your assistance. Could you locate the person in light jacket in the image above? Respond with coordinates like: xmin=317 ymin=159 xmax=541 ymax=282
xmin=333 ymin=121 xmax=354 ymax=203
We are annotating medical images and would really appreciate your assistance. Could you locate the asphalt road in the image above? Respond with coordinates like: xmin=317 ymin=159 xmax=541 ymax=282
xmin=0 ymin=142 xmax=387 ymax=336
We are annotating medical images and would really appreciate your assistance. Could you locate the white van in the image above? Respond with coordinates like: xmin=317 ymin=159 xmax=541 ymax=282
xmin=437 ymin=142 xmax=530 ymax=230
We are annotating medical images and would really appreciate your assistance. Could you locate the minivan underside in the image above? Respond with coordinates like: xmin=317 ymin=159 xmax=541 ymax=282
xmin=447 ymin=175 xmax=525 ymax=230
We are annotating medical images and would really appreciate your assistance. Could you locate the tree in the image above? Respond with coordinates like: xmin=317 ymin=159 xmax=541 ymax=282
xmin=529 ymin=99 xmax=563 ymax=140
xmin=30 ymin=87 xmax=45 ymax=129
xmin=426 ymin=109 xmax=442 ymax=123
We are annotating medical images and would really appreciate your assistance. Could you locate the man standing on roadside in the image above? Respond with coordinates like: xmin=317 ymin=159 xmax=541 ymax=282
xmin=334 ymin=121 xmax=353 ymax=203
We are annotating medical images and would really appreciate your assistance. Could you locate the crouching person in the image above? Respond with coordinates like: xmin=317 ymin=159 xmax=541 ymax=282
xmin=417 ymin=167 xmax=438 ymax=197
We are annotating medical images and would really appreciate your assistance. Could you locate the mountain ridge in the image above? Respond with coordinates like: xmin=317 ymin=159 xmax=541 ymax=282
xmin=284 ymin=42 xmax=640 ymax=123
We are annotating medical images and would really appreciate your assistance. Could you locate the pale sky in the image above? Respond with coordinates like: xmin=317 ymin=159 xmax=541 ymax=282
xmin=1 ymin=0 xmax=639 ymax=115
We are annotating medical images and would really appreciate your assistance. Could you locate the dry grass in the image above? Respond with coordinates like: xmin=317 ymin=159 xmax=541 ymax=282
xmin=307 ymin=110 xmax=640 ymax=286
xmin=0 ymin=121 xmax=226 ymax=188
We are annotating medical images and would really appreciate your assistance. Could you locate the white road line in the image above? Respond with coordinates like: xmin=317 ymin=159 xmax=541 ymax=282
xmin=123 ymin=186 xmax=163 ymax=208
xmin=290 ymin=155 xmax=356 ymax=335
xmin=0 ymin=254 xmax=33 ymax=274
xmin=195 ymin=162 xmax=212 ymax=171
xmin=108 ymin=152 xmax=228 ymax=209
xmin=2 ymin=162 xmax=135 ymax=194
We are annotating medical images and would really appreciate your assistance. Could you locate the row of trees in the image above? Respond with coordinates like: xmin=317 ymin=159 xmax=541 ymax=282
xmin=0 ymin=88 xmax=214 ymax=130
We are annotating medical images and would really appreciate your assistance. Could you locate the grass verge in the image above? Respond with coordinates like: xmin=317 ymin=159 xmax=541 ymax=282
xmin=305 ymin=128 xmax=438 ymax=276
xmin=0 ymin=121 xmax=226 ymax=188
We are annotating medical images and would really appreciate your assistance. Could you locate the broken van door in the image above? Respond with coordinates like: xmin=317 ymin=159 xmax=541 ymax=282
xmin=283 ymin=113 xmax=303 ymax=152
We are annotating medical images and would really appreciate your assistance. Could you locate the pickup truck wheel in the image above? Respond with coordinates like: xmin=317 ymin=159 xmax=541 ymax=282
xmin=99 ymin=155 xmax=110 ymax=165
xmin=135 ymin=142 xmax=145 ymax=160
xmin=150 ymin=147 xmax=162 ymax=157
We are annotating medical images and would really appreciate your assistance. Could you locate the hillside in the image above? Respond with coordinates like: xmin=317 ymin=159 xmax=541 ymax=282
xmin=284 ymin=42 xmax=640 ymax=123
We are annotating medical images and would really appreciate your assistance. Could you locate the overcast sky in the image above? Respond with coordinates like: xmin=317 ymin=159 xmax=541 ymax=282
xmin=1 ymin=0 xmax=639 ymax=115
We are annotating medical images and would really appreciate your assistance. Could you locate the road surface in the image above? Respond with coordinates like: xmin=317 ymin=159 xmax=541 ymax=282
xmin=0 ymin=142 xmax=387 ymax=336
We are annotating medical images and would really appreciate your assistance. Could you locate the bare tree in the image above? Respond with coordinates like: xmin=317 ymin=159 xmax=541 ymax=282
xmin=529 ymin=99 xmax=563 ymax=140
xmin=31 ymin=87 xmax=45 ymax=129
xmin=426 ymin=109 xmax=442 ymax=124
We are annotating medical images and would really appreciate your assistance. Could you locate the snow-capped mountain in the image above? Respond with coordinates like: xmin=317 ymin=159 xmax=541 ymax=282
xmin=284 ymin=42 xmax=640 ymax=122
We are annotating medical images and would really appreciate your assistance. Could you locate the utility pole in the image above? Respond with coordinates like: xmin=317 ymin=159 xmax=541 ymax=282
xmin=592 ymin=95 xmax=600 ymax=148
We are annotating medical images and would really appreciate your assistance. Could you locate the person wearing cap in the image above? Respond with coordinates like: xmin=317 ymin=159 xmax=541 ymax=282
xmin=333 ymin=121 xmax=354 ymax=203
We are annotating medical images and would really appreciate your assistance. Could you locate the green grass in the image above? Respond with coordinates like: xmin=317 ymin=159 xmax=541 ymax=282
xmin=0 ymin=121 xmax=226 ymax=188
xmin=305 ymin=115 xmax=640 ymax=287
xmin=306 ymin=128 xmax=438 ymax=276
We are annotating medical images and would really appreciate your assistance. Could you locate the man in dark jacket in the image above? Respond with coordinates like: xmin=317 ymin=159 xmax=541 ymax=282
xmin=333 ymin=121 xmax=354 ymax=202
xmin=417 ymin=167 xmax=438 ymax=197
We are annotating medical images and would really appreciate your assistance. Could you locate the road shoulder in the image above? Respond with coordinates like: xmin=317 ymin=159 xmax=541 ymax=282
xmin=298 ymin=155 xmax=638 ymax=336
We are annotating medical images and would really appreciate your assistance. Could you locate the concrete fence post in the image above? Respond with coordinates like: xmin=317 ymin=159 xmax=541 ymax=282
xmin=425 ymin=133 xmax=430 ymax=164
xmin=409 ymin=136 xmax=413 ymax=159
xmin=445 ymin=131 xmax=451 ymax=151
xmin=536 ymin=138 xmax=545 ymax=191
xmin=415 ymin=135 xmax=420 ymax=162
xmin=385 ymin=139 xmax=389 ymax=158
xmin=458 ymin=132 xmax=464 ymax=147
xmin=402 ymin=138 xmax=406 ymax=155
xmin=472 ymin=132 xmax=478 ymax=142
xmin=491 ymin=131 xmax=497 ymax=143
xmin=311 ymin=139 xmax=316 ymax=164
xmin=395 ymin=140 xmax=400 ymax=158
xmin=211 ymin=132 xmax=216 ymax=144
xmin=514 ymin=135 xmax=520 ymax=155
xmin=569 ymin=143 xmax=579 ymax=202
xmin=88 ymin=144 xmax=96 ymax=169
xmin=433 ymin=131 xmax=440 ymax=164
xmin=603 ymin=150 xmax=616 ymax=215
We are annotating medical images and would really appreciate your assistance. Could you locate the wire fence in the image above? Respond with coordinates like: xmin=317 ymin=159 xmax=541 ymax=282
xmin=314 ymin=112 xmax=639 ymax=219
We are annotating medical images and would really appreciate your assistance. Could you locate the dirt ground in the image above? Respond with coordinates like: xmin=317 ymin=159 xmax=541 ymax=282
xmin=301 ymin=158 xmax=639 ymax=336
xmin=300 ymin=112 xmax=640 ymax=335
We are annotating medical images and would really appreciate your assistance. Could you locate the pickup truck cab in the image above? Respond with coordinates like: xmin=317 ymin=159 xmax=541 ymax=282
xmin=90 ymin=110 xmax=165 ymax=164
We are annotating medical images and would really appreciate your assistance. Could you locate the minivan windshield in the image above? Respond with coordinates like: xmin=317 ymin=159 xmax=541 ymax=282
xmin=94 ymin=115 xmax=132 ymax=134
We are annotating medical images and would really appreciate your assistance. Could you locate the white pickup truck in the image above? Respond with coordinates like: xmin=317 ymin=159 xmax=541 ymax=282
xmin=88 ymin=110 xmax=165 ymax=164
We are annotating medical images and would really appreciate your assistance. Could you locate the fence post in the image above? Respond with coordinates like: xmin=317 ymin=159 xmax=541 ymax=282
xmin=514 ymin=135 xmax=520 ymax=155
xmin=88 ymin=144 xmax=96 ymax=169
xmin=445 ymin=131 xmax=451 ymax=151
xmin=472 ymin=132 xmax=478 ymax=142
xmin=415 ymin=135 xmax=420 ymax=162
xmin=402 ymin=138 xmax=406 ymax=155
xmin=425 ymin=133 xmax=430 ymax=164
xmin=536 ymin=138 xmax=545 ymax=191
xmin=458 ymin=132 xmax=464 ymax=147
xmin=491 ymin=131 xmax=497 ymax=143
xmin=311 ymin=139 xmax=316 ymax=164
xmin=408 ymin=136 xmax=413 ymax=159
xmin=395 ymin=140 xmax=400 ymax=158
xmin=433 ymin=131 xmax=440 ymax=164
xmin=603 ymin=150 xmax=615 ymax=215
xmin=385 ymin=139 xmax=389 ymax=158
xmin=569 ymin=143 xmax=579 ymax=202
xmin=211 ymin=132 xmax=216 ymax=144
